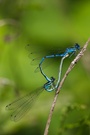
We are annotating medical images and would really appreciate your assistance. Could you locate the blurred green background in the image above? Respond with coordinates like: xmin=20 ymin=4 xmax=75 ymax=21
xmin=0 ymin=0 xmax=90 ymax=135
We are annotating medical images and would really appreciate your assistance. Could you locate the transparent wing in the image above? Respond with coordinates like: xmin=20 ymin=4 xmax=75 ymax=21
xmin=25 ymin=44 xmax=64 ymax=72
xmin=26 ymin=44 xmax=47 ymax=65
xmin=26 ymin=44 xmax=80 ymax=73
xmin=6 ymin=87 xmax=44 ymax=121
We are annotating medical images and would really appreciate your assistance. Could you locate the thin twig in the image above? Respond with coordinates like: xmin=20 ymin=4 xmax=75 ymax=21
xmin=44 ymin=38 xmax=90 ymax=135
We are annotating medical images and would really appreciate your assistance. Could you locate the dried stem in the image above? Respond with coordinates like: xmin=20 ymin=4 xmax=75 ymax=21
xmin=44 ymin=38 xmax=90 ymax=135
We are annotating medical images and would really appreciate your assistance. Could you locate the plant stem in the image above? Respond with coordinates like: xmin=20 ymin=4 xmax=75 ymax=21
xmin=44 ymin=38 xmax=90 ymax=135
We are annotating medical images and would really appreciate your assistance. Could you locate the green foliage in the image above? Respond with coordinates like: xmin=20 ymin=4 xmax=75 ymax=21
xmin=58 ymin=104 xmax=90 ymax=135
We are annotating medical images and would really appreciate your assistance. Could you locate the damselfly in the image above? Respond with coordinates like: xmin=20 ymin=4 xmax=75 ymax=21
xmin=6 ymin=43 xmax=80 ymax=121
xmin=26 ymin=43 xmax=80 ymax=81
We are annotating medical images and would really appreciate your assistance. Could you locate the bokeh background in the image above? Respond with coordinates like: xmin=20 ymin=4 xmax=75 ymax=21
xmin=0 ymin=0 xmax=90 ymax=135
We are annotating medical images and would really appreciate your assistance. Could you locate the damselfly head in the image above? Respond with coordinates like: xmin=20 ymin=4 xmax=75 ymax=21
xmin=75 ymin=43 xmax=80 ymax=50
xmin=50 ymin=77 xmax=55 ymax=82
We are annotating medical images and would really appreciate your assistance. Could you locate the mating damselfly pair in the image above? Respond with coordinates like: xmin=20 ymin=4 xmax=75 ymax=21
xmin=6 ymin=43 xmax=80 ymax=121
